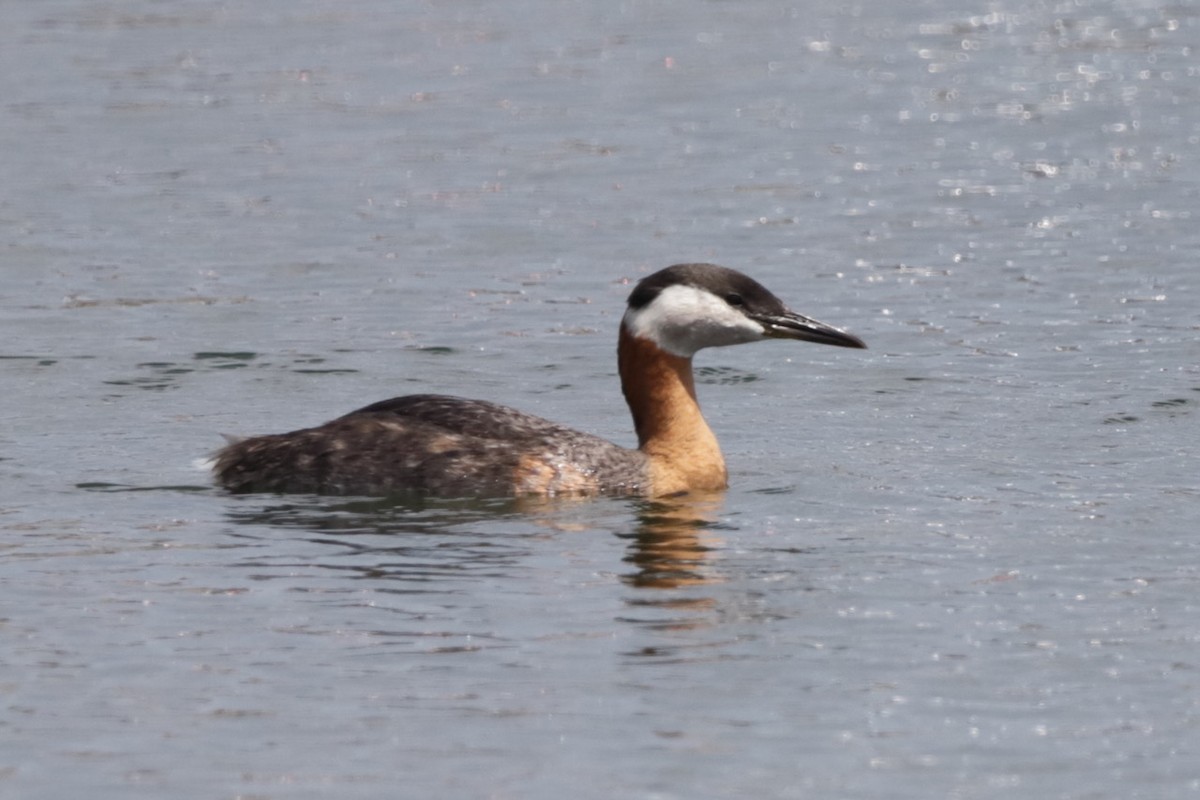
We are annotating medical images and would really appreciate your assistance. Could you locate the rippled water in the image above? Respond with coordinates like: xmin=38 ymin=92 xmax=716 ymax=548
xmin=3 ymin=1 xmax=1199 ymax=798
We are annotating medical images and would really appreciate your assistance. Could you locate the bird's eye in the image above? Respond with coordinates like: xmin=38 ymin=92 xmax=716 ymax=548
xmin=724 ymin=293 xmax=744 ymax=307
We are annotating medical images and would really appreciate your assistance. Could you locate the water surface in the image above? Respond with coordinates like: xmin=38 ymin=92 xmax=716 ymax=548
xmin=2 ymin=1 xmax=1198 ymax=798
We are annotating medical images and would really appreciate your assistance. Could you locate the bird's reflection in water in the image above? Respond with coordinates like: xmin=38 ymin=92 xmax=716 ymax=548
xmin=620 ymin=492 xmax=726 ymax=589
xmin=616 ymin=492 xmax=729 ymax=654
xmin=221 ymin=493 xmax=547 ymax=589
xmin=224 ymin=492 xmax=526 ymax=534
xmin=220 ymin=491 xmax=727 ymax=609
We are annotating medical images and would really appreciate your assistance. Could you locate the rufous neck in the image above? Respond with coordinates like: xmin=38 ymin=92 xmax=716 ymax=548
xmin=618 ymin=324 xmax=727 ymax=492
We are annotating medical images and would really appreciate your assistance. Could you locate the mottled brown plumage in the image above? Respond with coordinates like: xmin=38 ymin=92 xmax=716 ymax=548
xmin=214 ymin=395 xmax=649 ymax=496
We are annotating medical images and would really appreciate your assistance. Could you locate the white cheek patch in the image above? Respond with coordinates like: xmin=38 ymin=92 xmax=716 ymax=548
xmin=623 ymin=284 xmax=765 ymax=357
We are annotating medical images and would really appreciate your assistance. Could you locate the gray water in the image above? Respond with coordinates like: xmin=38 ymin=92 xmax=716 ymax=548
xmin=2 ymin=1 xmax=1199 ymax=797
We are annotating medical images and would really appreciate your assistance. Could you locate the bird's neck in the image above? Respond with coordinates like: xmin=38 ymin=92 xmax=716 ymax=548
xmin=618 ymin=324 xmax=728 ymax=494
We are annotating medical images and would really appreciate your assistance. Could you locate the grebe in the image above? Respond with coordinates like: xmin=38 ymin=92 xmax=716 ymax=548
xmin=213 ymin=263 xmax=865 ymax=497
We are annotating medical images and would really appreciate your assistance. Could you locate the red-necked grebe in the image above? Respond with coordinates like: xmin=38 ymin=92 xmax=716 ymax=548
xmin=213 ymin=263 xmax=866 ymax=497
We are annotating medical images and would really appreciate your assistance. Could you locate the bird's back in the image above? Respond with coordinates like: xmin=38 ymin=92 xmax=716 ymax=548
xmin=213 ymin=394 xmax=649 ymax=497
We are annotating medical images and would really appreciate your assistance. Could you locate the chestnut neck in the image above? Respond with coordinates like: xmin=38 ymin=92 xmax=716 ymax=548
xmin=618 ymin=325 xmax=727 ymax=493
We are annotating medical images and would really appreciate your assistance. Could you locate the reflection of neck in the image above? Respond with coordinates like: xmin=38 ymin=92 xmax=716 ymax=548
xmin=618 ymin=325 xmax=727 ymax=494
xmin=625 ymin=492 xmax=726 ymax=590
